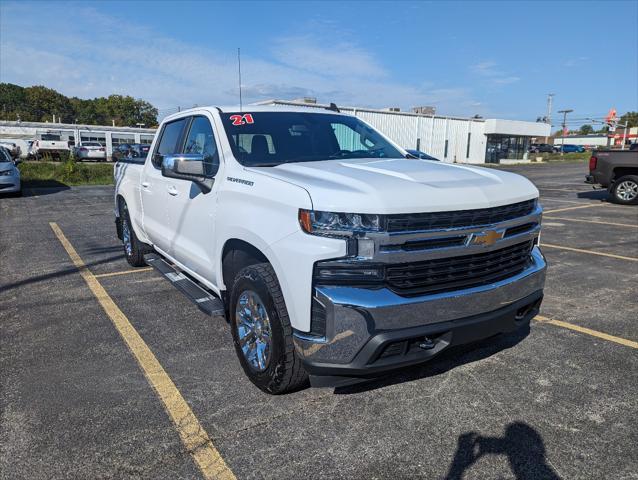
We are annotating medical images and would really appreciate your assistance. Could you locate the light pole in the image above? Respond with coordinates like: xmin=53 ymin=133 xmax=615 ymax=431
xmin=545 ymin=94 xmax=554 ymax=143
xmin=557 ymin=109 xmax=573 ymax=156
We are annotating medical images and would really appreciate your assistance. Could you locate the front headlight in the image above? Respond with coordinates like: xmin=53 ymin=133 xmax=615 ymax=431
xmin=299 ymin=209 xmax=383 ymax=237
xmin=0 ymin=169 xmax=13 ymax=176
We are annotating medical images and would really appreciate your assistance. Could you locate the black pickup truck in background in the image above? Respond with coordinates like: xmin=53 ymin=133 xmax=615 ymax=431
xmin=586 ymin=149 xmax=638 ymax=205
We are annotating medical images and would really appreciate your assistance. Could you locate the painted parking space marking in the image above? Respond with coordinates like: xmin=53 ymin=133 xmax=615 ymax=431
xmin=538 ymin=187 xmax=592 ymax=193
xmin=535 ymin=315 xmax=638 ymax=349
xmin=542 ymin=243 xmax=638 ymax=262
xmin=540 ymin=198 xmax=595 ymax=205
xmin=93 ymin=267 xmax=154 ymax=278
xmin=543 ymin=216 xmax=638 ymax=229
xmin=543 ymin=204 xmax=608 ymax=214
xmin=49 ymin=222 xmax=235 ymax=480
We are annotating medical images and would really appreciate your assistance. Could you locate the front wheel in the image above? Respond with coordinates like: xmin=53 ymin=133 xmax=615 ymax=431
xmin=610 ymin=175 xmax=638 ymax=205
xmin=229 ymin=263 xmax=308 ymax=394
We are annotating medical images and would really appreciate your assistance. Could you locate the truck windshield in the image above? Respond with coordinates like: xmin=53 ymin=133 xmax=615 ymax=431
xmin=221 ymin=111 xmax=404 ymax=167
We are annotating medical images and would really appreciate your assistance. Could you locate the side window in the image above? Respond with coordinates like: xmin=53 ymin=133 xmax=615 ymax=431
xmin=152 ymin=118 xmax=189 ymax=168
xmin=182 ymin=116 xmax=220 ymax=177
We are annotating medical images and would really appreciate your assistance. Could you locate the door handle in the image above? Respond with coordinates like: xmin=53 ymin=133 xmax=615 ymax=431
xmin=167 ymin=186 xmax=178 ymax=196
xmin=141 ymin=182 xmax=150 ymax=188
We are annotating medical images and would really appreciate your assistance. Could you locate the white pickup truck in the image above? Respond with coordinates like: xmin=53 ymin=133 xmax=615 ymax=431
xmin=31 ymin=133 xmax=70 ymax=159
xmin=114 ymin=105 xmax=546 ymax=393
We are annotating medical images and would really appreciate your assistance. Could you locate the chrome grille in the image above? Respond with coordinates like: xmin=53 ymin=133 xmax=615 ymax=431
xmin=385 ymin=199 xmax=537 ymax=232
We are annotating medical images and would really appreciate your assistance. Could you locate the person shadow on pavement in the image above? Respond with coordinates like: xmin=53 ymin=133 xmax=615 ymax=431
xmin=444 ymin=422 xmax=561 ymax=480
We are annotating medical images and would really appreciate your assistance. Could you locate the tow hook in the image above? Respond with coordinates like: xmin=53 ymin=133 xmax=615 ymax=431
xmin=419 ymin=337 xmax=436 ymax=350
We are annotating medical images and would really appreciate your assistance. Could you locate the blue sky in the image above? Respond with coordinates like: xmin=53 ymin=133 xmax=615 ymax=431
xmin=1 ymin=0 xmax=636 ymax=124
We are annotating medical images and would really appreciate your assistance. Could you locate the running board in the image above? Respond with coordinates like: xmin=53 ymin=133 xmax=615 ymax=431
xmin=144 ymin=253 xmax=225 ymax=317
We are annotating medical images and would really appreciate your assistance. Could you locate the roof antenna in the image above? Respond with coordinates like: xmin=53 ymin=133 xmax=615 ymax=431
xmin=237 ymin=47 xmax=243 ymax=112
xmin=326 ymin=102 xmax=340 ymax=113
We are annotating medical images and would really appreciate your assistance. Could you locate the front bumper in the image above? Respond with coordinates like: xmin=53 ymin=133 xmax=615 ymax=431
xmin=0 ymin=175 xmax=20 ymax=193
xmin=294 ymin=246 xmax=546 ymax=384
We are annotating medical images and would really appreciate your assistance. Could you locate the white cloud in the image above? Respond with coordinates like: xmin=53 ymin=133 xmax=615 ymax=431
xmin=271 ymin=36 xmax=387 ymax=78
xmin=564 ymin=56 xmax=589 ymax=67
xmin=470 ymin=61 xmax=520 ymax=86
xmin=0 ymin=4 xmax=485 ymax=118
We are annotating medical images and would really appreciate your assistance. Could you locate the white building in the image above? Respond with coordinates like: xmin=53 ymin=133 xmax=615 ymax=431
xmin=1 ymin=101 xmax=551 ymax=164
xmin=552 ymin=134 xmax=610 ymax=148
xmin=0 ymin=121 xmax=156 ymax=159
xmin=260 ymin=100 xmax=551 ymax=164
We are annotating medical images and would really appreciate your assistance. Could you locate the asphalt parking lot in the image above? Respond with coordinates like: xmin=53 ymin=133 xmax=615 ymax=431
xmin=1 ymin=160 xmax=637 ymax=480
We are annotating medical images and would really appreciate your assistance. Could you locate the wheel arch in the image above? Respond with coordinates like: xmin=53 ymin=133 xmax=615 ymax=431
xmin=221 ymin=238 xmax=270 ymax=292
xmin=612 ymin=167 xmax=638 ymax=182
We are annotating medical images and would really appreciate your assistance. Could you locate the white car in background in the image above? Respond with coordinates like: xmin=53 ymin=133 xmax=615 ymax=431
xmin=0 ymin=147 xmax=21 ymax=196
xmin=73 ymin=142 xmax=107 ymax=161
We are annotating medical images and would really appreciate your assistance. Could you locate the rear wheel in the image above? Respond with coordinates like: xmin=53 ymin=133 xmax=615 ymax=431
xmin=611 ymin=175 xmax=638 ymax=205
xmin=229 ymin=263 xmax=308 ymax=394
xmin=119 ymin=201 xmax=153 ymax=266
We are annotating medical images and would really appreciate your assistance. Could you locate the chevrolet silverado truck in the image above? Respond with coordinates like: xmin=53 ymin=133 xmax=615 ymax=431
xmin=113 ymin=106 xmax=546 ymax=393
xmin=586 ymin=150 xmax=638 ymax=205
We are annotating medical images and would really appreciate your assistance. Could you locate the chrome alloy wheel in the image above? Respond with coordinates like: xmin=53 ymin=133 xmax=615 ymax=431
xmin=236 ymin=290 xmax=272 ymax=371
xmin=122 ymin=216 xmax=133 ymax=255
xmin=616 ymin=180 xmax=638 ymax=201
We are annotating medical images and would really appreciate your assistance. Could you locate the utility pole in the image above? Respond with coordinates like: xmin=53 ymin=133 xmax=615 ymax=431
xmin=545 ymin=94 xmax=554 ymax=143
xmin=557 ymin=109 xmax=573 ymax=156
xmin=618 ymin=122 xmax=629 ymax=150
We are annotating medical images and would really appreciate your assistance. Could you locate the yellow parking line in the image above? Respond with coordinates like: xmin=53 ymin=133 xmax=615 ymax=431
xmin=535 ymin=315 xmax=638 ymax=349
xmin=543 ymin=216 xmax=638 ymax=228
xmin=543 ymin=204 xmax=607 ymax=214
xmin=94 ymin=267 xmax=154 ymax=278
xmin=542 ymin=243 xmax=638 ymax=261
xmin=49 ymin=222 xmax=235 ymax=480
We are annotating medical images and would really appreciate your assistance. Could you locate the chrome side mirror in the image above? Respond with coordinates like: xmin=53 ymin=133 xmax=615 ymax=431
xmin=161 ymin=154 xmax=216 ymax=193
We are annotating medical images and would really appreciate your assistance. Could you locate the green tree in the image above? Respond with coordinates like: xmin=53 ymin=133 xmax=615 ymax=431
xmin=101 ymin=95 xmax=157 ymax=127
xmin=0 ymin=83 xmax=28 ymax=120
xmin=619 ymin=111 xmax=638 ymax=128
xmin=579 ymin=124 xmax=594 ymax=135
xmin=0 ymin=82 xmax=158 ymax=126
xmin=24 ymin=85 xmax=74 ymax=123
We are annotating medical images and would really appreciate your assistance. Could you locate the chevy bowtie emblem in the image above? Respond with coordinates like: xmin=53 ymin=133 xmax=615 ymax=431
xmin=470 ymin=229 xmax=504 ymax=247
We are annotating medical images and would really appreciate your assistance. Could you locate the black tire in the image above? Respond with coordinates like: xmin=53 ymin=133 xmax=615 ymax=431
xmin=610 ymin=175 xmax=638 ymax=205
xmin=119 ymin=201 xmax=153 ymax=266
xmin=229 ymin=263 xmax=308 ymax=394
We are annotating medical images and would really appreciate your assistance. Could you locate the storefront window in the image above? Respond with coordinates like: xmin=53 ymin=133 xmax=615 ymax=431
xmin=485 ymin=135 xmax=530 ymax=163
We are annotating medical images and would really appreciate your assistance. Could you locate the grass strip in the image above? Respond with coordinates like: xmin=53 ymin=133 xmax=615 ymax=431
xmin=19 ymin=161 xmax=114 ymax=187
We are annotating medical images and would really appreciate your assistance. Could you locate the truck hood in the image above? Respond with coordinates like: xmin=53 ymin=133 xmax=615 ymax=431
xmin=249 ymin=158 xmax=538 ymax=214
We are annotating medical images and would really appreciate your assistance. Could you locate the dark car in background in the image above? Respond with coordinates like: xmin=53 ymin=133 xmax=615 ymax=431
xmin=405 ymin=149 xmax=439 ymax=161
xmin=112 ymin=144 xmax=151 ymax=163
xmin=529 ymin=143 xmax=555 ymax=153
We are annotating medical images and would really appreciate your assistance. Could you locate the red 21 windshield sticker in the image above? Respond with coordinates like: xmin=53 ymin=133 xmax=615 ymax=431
xmin=229 ymin=114 xmax=254 ymax=126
